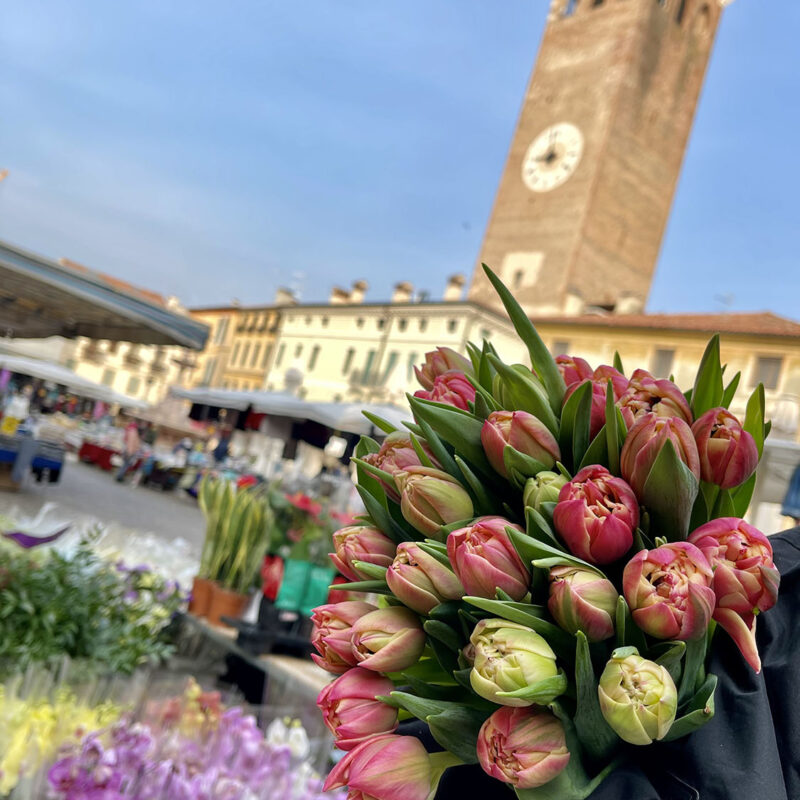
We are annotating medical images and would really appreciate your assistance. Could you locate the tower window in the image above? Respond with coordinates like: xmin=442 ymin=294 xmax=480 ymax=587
xmin=309 ymin=345 xmax=321 ymax=371
xmin=342 ymin=348 xmax=355 ymax=375
xmin=398 ymin=318 xmax=408 ymax=332
xmin=676 ymin=0 xmax=688 ymax=24
xmin=563 ymin=0 xmax=578 ymax=16
xmin=752 ymin=356 xmax=783 ymax=391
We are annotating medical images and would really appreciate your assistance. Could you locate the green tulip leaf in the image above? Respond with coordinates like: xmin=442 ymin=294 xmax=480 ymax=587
xmin=417 ymin=542 xmax=455 ymax=568
xmin=329 ymin=579 xmax=392 ymax=594
xmin=615 ymin=596 xmax=647 ymax=653
xmin=356 ymin=486 xmax=398 ymax=542
xmin=424 ymin=619 xmax=463 ymax=652
xmin=487 ymin=355 xmax=560 ymax=435
xmin=559 ymin=380 xmax=591 ymax=471
xmin=721 ymin=372 xmax=741 ymax=409
xmin=408 ymin=433 xmax=436 ymax=469
xmin=411 ymin=417 xmax=462 ymax=482
xmin=579 ymin=424 xmax=610 ymax=473
xmin=743 ymin=383 xmax=767 ymax=458
xmin=691 ymin=335 xmax=724 ymax=418
xmin=731 ymin=472 xmax=758 ymax=518
xmin=386 ymin=497 xmax=427 ymax=542
xmin=496 ymin=671 xmax=568 ymax=704
xmin=361 ymin=411 xmax=399 ymax=435
xmin=678 ymin=635 xmax=707 ymax=705
xmin=456 ymin=456 xmax=498 ymax=515
xmin=640 ymin=438 xmax=699 ymax=541
xmin=399 ymin=675 xmax=463 ymax=700
xmin=649 ymin=640 xmax=687 ymax=683
xmin=525 ymin=506 xmax=566 ymax=552
xmin=355 ymin=435 xmax=381 ymax=456
xmin=352 ymin=458 xmax=398 ymax=494
xmin=482 ymin=264 xmax=566 ymax=415
xmin=574 ymin=632 xmax=619 ymax=763
xmin=605 ymin=380 xmax=624 ymax=475
xmin=350 ymin=561 xmax=389 ymax=580
xmin=662 ymin=674 xmax=717 ymax=741
xmin=508 ymin=527 xmax=604 ymax=576
xmin=613 ymin=351 xmax=625 ymax=375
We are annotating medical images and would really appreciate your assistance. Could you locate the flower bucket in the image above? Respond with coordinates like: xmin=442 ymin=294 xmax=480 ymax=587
xmin=188 ymin=576 xmax=215 ymax=617
xmin=207 ymin=584 xmax=250 ymax=626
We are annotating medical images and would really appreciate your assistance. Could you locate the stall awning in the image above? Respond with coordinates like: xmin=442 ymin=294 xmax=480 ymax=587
xmin=0 ymin=353 xmax=149 ymax=409
xmin=0 ymin=240 xmax=209 ymax=349
xmin=170 ymin=387 xmax=410 ymax=435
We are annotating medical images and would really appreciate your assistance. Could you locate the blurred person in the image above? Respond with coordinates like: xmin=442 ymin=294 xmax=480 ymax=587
xmin=115 ymin=417 xmax=141 ymax=483
xmin=781 ymin=462 xmax=800 ymax=526
xmin=212 ymin=426 xmax=232 ymax=465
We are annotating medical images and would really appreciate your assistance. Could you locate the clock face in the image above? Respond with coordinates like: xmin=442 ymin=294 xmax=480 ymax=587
xmin=521 ymin=123 xmax=584 ymax=193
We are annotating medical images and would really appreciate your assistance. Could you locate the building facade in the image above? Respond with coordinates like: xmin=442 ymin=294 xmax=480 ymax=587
xmin=470 ymin=0 xmax=727 ymax=315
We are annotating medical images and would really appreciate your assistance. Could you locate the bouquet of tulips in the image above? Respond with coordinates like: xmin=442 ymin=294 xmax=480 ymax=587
xmin=311 ymin=266 xmax=781 ymax=800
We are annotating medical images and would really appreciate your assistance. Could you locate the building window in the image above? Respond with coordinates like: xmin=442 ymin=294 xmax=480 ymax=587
xmin=377 ymin=318 xmax=386 ymax=330
xmin=363 ymin=350 xmax=377 ymax=384
xmin=126 ymin=376 xmax=140 ymax=395
xmin=551 ymin=340 xmax=570 ymax=357
xmin=752 ymin=356 xmax=783 ymax=391
xmin=419 ymin=318 xmax=428 ymax=332
xmin=356 ymin=318 xmax=364 ymax=329
xmin=383 ymin=351 xmax=399 ymax=382
xmin=651 ymin=348 xmax=675 ymax=378
xmin=305 ymin=316 xmax=312 ymax=325
xmin=447 ymin=319 xmax=458 ymax=333
xmin=513 ymin=270 xmax=524 ymax=290
xmin=309 ymin=345 xmax=321 ymax=371
xmin=343 ymin=347 xmax=355 ymax=375
xmin=481 ymin=328 xmax=491 ymax=341
xmin=275 ymin=344 xmax=285 ymax=367
xmin=407 ymin=352 xmax=419 ymax=380
xmin=231 ymin=342 xmax=241 ymax=365
xmin=101 ymin=368 xmax=115 ymax=387
xmin=262 ymin=344 xmax=273 ymax=368
xmin=201 ymin=358 xmax=217 ymax=385
xmin=65 ymin=358 xmax=77 ymax=371
xmin=398 ymin=318 xmax=408 ymax=332
xmin=241 ymin=342 xmax=251 ymax=366
xmin=214 ymin=317 xmax=229 ymax=344
xmin=107 ymin=341 xmax=119 ymax=355
xmin=251 ymin=343 xmax=261 ymax=367
xmin=294 ymin=344 xmax=303 ymax=358
xmin=322 ymin=317 xmax=329 ymax=327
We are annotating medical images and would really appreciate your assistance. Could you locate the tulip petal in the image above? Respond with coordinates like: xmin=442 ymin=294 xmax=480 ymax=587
xmin=714 ymin=608 xmax=762 ymax=673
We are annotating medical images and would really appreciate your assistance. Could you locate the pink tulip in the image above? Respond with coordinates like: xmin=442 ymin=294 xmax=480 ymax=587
xmin=547 ymin=566 xmax=618 ymax=642
xmin=311 ymin=601 xmax=377 ymax=674
xmin=481 ymin=410 xmax=560 ymax=479
xmin=555 ymin=355 xmax=594 ymax=388
xmin=563 ymin=366 xmax=628 ymax=439
xmin=386 ymin=541 xmax=463 ymax=615
xmin=623 ymin=542 xmax=715 ymax=641
xmin=330 ymin=526 xmax=397 ymax=582
xmin=553 ymin=465 xmax=639 ymax=565
xmin=691 ymin=407 xmax=759 ymax=490
xmin=689 ymin=518 xmax=780 ymax=673
xmin=317 ymin=667 xmax=399 ymax=751
xmin=350 ymin=607 xmax=426 ymax=672
xmin=415 ymin=347 xmax=473 ymax=391
xmin=477 ymin=706 xmax=570 ymax=790
xmin=361 ymin=432 xmax=439 ymax=502
xmin=620 ymin=413 xmax=701 ymax=498
xmin=617 ymin=368 xmax=692 ymax=428
xmin=447 ymin=516 xmax=529 ymax=601
xmin=396 ymin=466 xmax=474 ymax=538
xmin=414 ymin=370 xmax=476 ymax=411
xmin=323 ymin=734 xmax=433 ymax=800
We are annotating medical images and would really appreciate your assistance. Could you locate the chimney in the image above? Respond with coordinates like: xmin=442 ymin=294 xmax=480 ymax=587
xmin=391 ymin=281 xmax=414 ymax=304
xmin=350 ymin=280 xmax=368 ymax=304
xmin=274 ymin=287 xmax=298 ymax=306
xmin=614 ymin=292 xmax=645 ymax=315
xmin=443 ymin=273 xmax=466 ymax=302
xmin=563 ymin=287 xmax=585 ymax=317
xmin=329 ymin=286 xmax=350 ymax=305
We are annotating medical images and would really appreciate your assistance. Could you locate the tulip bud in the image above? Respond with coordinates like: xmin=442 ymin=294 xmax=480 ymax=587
xmin=330 ymin=526 xmax=397 ymax=582
xmin=477 ymin=706 xmax=570 ymax=790
xmin=317 ymin=667 xmax=399 ymax=751
xmin=548 ymin=566 xmax=618 ymax=642
xmin=563 ymin=365 xmax=629 ymax=439
xmin=415 ymin=347 xmax=473 ymax=391
xmin=351 ymin=607 xmax=426 ymax=673
xmin=323 ymin=734 xmax=433 ymax=800
xmin=396 ymin=466 xmax=474 ymax=538
xmin=617 ymin=368 xmax=692 ymax=428
xmin=689 ymin=518 xmax=780 ymax=673
xmin=523 ymin=472 xmax=567 ymax=513
xmin=386 ymin=541 xmax=463 ymax=615
xmin=481 ymin=410 xmax=560 ymax=481
xmin=470 ymin=618 xmax=560 ymax=707
xmin=447 ymin=517 xmax=529 ymax=601
xmin=598 ymin=649 xmax=678 ymax=745
xmin=553 ymin=465 xmax=639 ymax=565
xmin=361 ymin=432 xmax=439 ymax=502
xmin=414 ymin=371 xmax=476 ymax=411
xmin=555 ymin=355 xmax=594 ymax=388
xmin=620 ymin=413 xmax=701 ymax=498
xmin=691 ymin=408 xmax=758 ymax=490
xmin=623 ymin=542 xmax=715 ymax=641
xmin=311 ymin=601 xmax=378 ymax=674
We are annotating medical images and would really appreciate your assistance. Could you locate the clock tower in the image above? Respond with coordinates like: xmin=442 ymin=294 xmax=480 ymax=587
xmin=469 ymin=0 xmax=729 ymax=315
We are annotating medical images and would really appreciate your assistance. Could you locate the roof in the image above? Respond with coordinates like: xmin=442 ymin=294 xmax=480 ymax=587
xmin=0 ymin=240 xmax=209 ymax=349
xmin=530 ymin=311 xmax=800 ymax=339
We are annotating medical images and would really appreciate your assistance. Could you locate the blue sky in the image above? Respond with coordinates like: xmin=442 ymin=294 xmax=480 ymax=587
xmin=0 ymin=2 xmax=798 ymax=316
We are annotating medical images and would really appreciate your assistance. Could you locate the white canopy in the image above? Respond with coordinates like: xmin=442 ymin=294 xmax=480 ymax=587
xmin=171 ymin=387 xmax=410 ymax=436
xmin=0 ymin=354 xmax=149 ymax=409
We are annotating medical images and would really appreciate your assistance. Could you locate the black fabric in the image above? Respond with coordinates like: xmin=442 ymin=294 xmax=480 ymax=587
xmin=425 ymin=527 xmax=800 ymax=800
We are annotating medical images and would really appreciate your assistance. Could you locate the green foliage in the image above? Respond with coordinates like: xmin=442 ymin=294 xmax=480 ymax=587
xmin=0 ymin=541 xmax=181 ymax=677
